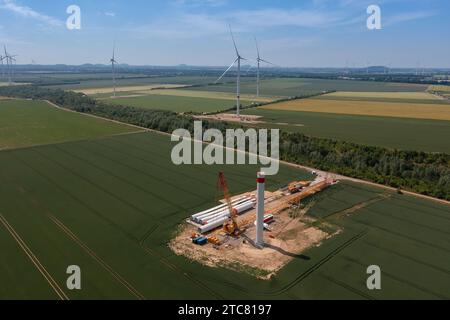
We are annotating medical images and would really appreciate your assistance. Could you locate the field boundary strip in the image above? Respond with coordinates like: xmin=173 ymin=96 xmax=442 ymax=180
xmin=48 ymin=214 xmax=146 ymax=300
xmin=0 ymin=213 xmax=69 ymax=300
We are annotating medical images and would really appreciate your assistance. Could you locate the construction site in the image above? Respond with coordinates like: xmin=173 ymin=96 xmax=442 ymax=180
xmin=170 ymin=171 xmax=340 ymax=279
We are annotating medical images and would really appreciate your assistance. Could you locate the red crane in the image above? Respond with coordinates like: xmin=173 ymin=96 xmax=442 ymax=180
xmin=218 ymin=172 xmax=240 ymax=236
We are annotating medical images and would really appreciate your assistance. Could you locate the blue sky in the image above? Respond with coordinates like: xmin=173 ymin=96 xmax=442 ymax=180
xmin=0 ymin=0 xmax=448 ymax=67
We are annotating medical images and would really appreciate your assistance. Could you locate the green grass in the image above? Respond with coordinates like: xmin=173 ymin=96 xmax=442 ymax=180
xmin=0 ymin=99 xmax=139 ymax=150
xmin=242 ymin=109 xmax=450 ymax=153
xmin=0 ymin=132 xmax=449 ymax=300
xmin=185 ymin=78 xmax=429 ymax=97
xmin=103 ymin=94 xmax=253 ymax=113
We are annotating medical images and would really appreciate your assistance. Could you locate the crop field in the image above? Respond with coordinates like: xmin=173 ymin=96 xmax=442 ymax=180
xmin=242 ymin=109 xmax=450 ymax=153
xmin=429 ymin=85 xmax=450 ymax=93
xmin=125 ymin=89 xmax=275 ymax=103
xmin=0 ymin=131 xmax=449 ymax=300
xmin=74 ymin=85 xmax=187 ymax=96
xmin=185 ymin=78 xmax=429 ymax=97
xmin=259 ymin=98 xmax=450 ymax=121
xmin=0 ymin=99 xmax=138 ymax=150
xmin=316 ymin=91 xmax=450 ymax=105
xmin=103 ymin=94 xmax=256 ymax=113
xmin=45 ymin=76 xmax=247 ymax=91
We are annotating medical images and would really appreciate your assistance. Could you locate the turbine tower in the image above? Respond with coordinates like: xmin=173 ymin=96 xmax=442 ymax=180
xmin=254 ymin=38 xmax=274 ymax=97
xmin=215 ymin=25 xmax=246 ymax=117
xmin=110 ymin=43 xmax=118 ymax=98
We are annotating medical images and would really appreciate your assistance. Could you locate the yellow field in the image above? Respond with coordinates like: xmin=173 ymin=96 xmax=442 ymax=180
xmin=428 ymin=85 xmax=450 ymax=93
xmin=141 ymin=89 xmax=276 ymax=103
xmin=75 ymin=84 xmax=186 ymax=95
xmin=261 ymin=98 xmax=450 ymax=121
xmin=323 ymin=91 xmax=443 ymax=100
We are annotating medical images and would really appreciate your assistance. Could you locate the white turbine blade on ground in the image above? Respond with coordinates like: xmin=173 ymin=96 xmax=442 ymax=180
xmin=215 ymin=58 xmax=238 ymax=83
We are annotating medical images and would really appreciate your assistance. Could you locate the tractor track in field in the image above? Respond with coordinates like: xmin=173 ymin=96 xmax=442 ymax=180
xmin=48 ymin=214 xmax=146 ymax=300
xmin=341 ymin=255 xmax=450 ymax=300
xmin=319 ymin=273 xmax=376 ymax=300
xmin=0 ymin=213 xmax=69 ymax=300
xmin=58 ymin=142 xmax=205 ymax=202
xmin=349 ymin=215 xmax=450 ymax=254
xmin=138 ymin=224 xmax=225 ymax=300
xmin=50 ymin=145 xmax=191 ymax=212
xmin=3 ymin=165 xmax=223 ymax=300
xmin=263 ymin=230 xmax=368 ymax=296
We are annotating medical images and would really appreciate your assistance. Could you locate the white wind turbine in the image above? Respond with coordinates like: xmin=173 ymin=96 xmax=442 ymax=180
xmin=215 ymin=26 xmax=246 ymax=117
xmin=3 ymin=46 xmax=17 ymax=85
xmin=254 ymin=37 xmax=275 ymax=97
xmin=110 ymin=43 xmax=118 ymax=98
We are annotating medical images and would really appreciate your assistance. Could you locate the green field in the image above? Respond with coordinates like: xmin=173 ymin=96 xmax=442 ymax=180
xmin=185 ymin=78 xmax=429 ymax=97
xmin=0 ymin=131 xmax=449 ymax=300
xmin=0 ymin=99 xmax=138 ymax=150
xmin=45 ymin=76 xmax=247 ymax=91
xmin=103 ymin=94 xmax=254 ymax=113
xmin=243 ymin=109 xmax=450 ymax=153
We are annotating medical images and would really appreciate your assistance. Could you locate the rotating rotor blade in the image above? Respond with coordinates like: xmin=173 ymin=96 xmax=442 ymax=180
xmin=229 ymin=25 xmax=240 ymax=57
xmin=215 ymin=58 xmax=238 ymax=83
xmin=259 ymin=58 xmax=276 ymax=66
xmin=254 ymin=37 xmax=260 ymax=60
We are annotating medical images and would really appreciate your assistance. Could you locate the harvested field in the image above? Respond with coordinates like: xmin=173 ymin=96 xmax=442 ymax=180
xmin=260 ymin=98 xmax=450 ymax=121
xmin=316 ymin=91 xmax=449 ymax=104
xmin=142 ymin=89 xmax=275 ymax=103
xmin=75 ymin=84 xmax=185 ymax=95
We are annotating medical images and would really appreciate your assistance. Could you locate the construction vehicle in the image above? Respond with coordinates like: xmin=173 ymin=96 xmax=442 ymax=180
xmin=208 ymin=237 xmax=221 ymax=245
xmin=218 ymin=172 xmax=243 ymax=236
xmin=288 ymin=181 xmax=312 ymax=194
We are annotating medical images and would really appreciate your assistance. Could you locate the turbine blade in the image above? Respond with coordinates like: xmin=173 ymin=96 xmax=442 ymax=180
xmin=229 ymin=24 xmax=239 ymax=57
xmin=215 ymin=58 xmax=238 ymax=83
xmin=254 ymin=37 xmax=260 ymax=59
xmin=260 ymin=59 xmax=276 ymax=66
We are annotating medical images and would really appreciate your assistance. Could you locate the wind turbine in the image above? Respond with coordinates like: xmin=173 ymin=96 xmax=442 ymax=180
xmin=110 ymin=42 xmax=118 ymax=98
xmin=254 ymin=37 xmax=275 ymax=97
xmin=215 ymin=26 xmax=246 ymax=117
xmin=0 ymin=55 xmax=4 ymax=80
xmin=3 ymin=46 xmax=17 ymax=85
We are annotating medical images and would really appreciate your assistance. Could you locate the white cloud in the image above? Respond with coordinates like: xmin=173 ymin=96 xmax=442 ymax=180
xmin=384 ymin=11 xmax=436 ymax=27
xmin=0 ymin=0 xmax=63 ymax=27
xmin=105 ymin=11 xmax=116 ymax=17
xmin=172 ymin=0 xmax=227 ymax=7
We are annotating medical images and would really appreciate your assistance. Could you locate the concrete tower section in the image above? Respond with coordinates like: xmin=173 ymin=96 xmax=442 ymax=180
xmin=256 ymin=172 xmax=265 ymax=247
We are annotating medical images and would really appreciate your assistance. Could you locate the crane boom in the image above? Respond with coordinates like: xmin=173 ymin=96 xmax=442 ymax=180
xmin=218 ymin=172 xmax=240 ymax=235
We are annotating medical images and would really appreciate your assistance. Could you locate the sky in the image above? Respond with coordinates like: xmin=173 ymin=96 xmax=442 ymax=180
xmin=0 ymin=0 xmax=449 ymax=68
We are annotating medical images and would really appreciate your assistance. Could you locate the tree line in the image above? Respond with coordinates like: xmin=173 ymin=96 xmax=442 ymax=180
xmin=0 ymin=85 xmax=448 ymax=200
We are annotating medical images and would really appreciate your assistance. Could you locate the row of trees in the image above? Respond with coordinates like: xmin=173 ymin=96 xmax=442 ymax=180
xmin=1 ymin=85 xmax=448 ymax=200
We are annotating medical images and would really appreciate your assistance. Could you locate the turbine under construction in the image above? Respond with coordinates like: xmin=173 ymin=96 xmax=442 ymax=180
xmin=215 ymin=25 xmax=246 ymax=117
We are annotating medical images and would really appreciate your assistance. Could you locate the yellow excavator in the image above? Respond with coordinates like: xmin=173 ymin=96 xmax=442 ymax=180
xmin=218 ymin=172 xmax=242 ymax=236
